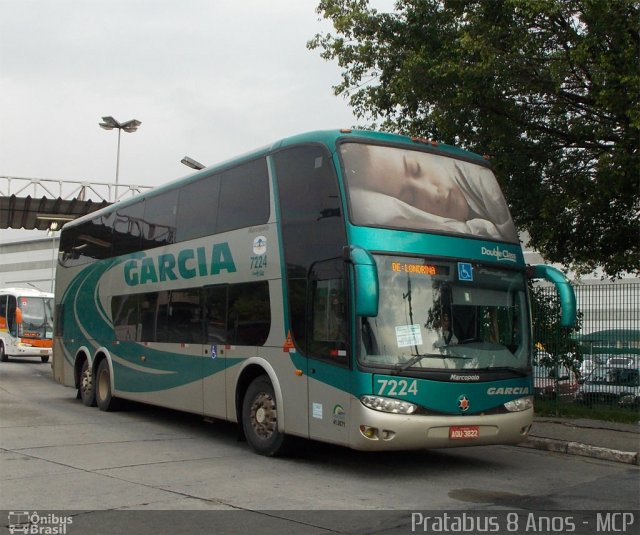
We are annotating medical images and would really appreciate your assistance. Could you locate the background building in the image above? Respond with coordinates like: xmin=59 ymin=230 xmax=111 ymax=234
xmin=0 ymin=232 xmax=58 ymax=293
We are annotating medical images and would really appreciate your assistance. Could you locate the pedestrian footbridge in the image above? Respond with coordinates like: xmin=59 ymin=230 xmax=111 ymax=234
xmin=0 ymin=176 xmax=152 ymax=230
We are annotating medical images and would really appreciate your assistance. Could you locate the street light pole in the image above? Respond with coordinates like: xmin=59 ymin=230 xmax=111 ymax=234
xmin=115 ymin=127 xmax=122 ymax=186
xmin=99 ymin=116 xmax=141 ymax=201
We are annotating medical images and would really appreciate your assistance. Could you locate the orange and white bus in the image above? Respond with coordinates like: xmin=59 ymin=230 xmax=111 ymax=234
xmin=0 ymin=288 xmax=54 ymax=363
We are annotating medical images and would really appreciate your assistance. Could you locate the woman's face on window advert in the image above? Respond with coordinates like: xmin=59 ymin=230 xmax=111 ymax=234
xmin=347 ymin=145 xmax=470 ymax=221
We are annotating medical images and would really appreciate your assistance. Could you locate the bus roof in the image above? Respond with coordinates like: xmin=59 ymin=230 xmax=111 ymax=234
xmin=0 ymin=287 xmax=54 ymax=298
xmin=64 ymin=129 xmax=489 ymax=230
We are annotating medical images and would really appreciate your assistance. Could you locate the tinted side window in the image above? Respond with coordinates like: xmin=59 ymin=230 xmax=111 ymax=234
xmin=140 ymin=292 xmax=162 ymax=342
xmin=273 ymin=145 xmax=347 ymax=357
xmin=204 ymin=286 xmax=227 ymax=344
xmin=137 ymin=290 xmax=202 ymax=344
xmin=113 ymin=282 xmax=270 ymax=346
xmin=7 ymin=296 xmax=16 ymax=334
xmin=112 ymin=294 xmax=140 ymax=341
xmin=59 ymin=213 xmax=114 ymax=265
xmin=175 ymin=174 xmax=220 ymax=243
xmin=143 ymin=190 xmax=178 ymax=248
xmin=113 ymin=201 xmax=145 ymax=257
xmin=309 ymin=259 xmax=347 ymax=364
xmin=227 ymin=282 xmax=270 ymax=345
xmin=216 ymin=158 xmax=270 ymax=234
xmin=165 ymin=289 xmax=203 ymax=344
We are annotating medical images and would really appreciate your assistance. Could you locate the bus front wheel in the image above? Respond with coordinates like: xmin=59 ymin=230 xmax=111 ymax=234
xmin=242 ymin=376 xmax=290 ymax=456
xmin=0 ymin=343 xmax=7 ymax=362
xmin=95 ymin=359 xmax=117 ymax=411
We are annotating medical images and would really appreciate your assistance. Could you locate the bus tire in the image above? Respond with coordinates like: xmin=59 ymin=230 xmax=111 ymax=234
xmin=41 ymin=355 xmax=50 ymax=363
xmin=95 ymin=359 xmax=117 ymax=412
xmin=242 ymin=376 xmax=290 ymax=456
xmin=79 ymin=359 xmax=96 ymax=407
xmin=0 ymin=343 xmax=7 ymax=362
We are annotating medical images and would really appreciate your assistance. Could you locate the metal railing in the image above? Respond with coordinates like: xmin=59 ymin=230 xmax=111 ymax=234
xmin=0 ymin=175 xmax=153 ymax=203
xmin=531 ymin=282 xmax=639 ymax=420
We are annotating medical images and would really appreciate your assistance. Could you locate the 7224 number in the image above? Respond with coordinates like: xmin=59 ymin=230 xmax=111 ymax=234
xmin=376 ymin=378 xmax=418 ymax=397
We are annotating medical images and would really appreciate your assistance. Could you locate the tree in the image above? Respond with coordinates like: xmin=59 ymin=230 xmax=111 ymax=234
xmin=529 ymin=282 xmax=583 ymax=374
xmin=309 ymin=0 xmax=640 ymax=278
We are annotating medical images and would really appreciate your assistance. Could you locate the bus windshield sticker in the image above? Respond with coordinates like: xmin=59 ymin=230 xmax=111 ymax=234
xmin=395 ymin=324 xmax=423 ymax=348
xmin=210 ymin=345 xmax=217 ymax=359
xmin=458 ymin=262 xmax=473 ymax=282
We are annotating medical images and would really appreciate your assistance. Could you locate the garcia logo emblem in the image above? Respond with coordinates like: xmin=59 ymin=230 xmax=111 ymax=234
xmin=252 ymin=235 xmax=267 ymax=255
xmin=458 ymin=396 xmax=470 ymax=412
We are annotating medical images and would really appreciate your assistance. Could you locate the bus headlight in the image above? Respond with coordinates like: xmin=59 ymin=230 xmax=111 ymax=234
xmin=360 ymin=395 xmax=418 ymax=415
xmin=504 ymin=396 xmax=533 ymax=412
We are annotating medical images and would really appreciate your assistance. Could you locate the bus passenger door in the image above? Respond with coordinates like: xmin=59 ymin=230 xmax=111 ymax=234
xmin=202 ymin=285 xmax=228 ymax=419
xmin=306 ymin=267 xmax=352 ymax=445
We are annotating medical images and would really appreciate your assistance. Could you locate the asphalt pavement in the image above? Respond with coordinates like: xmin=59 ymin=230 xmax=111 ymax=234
xmin=523 ymin=416 xmax=640 ymax=465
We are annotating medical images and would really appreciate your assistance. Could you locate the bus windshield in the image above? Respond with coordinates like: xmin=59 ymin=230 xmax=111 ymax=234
xmin=359 ymin=256 xmax=529 ymax=372
xmin=18 ymin=296 xmax=54 ymax=339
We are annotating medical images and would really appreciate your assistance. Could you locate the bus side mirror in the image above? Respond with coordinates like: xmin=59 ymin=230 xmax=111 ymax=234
xmin=344 ymin=246 xmax=379 ymax=317
xmin=527 ymin=264 xmax=577 ymax=328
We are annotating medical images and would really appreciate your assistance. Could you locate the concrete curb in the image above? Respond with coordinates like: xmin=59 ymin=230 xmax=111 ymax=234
xmin=520 ymin=437 xmax=639 ymax=465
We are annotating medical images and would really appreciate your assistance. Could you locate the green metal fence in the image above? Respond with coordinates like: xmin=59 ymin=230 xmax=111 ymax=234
xmin=531 ymin=282 xmax=639 ymax=422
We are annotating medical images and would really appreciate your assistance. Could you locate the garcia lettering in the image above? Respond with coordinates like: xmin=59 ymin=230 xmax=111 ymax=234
xmin=124 ymin=243 xmax=236 ymax=286
xmin=486 ymin=387 xmax=530 ymax=395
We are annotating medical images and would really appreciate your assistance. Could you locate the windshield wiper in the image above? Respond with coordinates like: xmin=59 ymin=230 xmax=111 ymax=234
xmin=392 ymin=353 xmax=472 ymax=374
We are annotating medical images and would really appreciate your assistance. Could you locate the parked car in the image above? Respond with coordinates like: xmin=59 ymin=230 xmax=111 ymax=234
xmin=606 ymin=354 xmax=640 ymax=368
xmin=578 ymin=355 xmax=606 ymax=379
xmin=575 ymin=365 xmax=640 ymax=408
xmin=534 ymin=364 xmax=579 ymax=401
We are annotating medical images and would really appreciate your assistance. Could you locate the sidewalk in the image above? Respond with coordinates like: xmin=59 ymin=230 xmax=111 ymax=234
xmin=521 ymin=417 xmax=640 ymax=465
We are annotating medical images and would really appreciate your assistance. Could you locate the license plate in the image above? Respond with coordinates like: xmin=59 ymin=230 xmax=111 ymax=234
xmin=40 ymin=350 xmax=49 ymax=355
xmin=449 ymin=425 xmax=479 ymax=440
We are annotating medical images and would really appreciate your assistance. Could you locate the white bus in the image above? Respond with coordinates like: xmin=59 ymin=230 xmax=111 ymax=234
xmin=0 ymin=287 xmax=54 ymax=363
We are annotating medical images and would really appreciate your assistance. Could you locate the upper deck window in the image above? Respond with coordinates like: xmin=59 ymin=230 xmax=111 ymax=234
xmin=340 ymin=143 xmax=518 ymax=243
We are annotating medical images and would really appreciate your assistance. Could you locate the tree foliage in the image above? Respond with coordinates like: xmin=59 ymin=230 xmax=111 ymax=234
xmin=309 ymin=0 xmax=640 ymax=278
xmin=529 ymin=283 xmax=583 ymax=373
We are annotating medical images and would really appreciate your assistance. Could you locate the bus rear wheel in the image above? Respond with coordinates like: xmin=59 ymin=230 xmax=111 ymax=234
xmin=242 ymin=376 xmax=290 ymax=456
xmin=95 ymin=359 xmax=117 ymax=411
xmin=41 ymin=355 xmax=50 ymax=363
xmin=79 ymin=359 xmax=96 ymax=407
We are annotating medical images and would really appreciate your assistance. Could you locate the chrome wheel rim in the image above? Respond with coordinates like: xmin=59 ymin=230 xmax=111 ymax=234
xmin=81 ymin=368 xmax=92 ymax=397
xmin=250 ymin=392 xmax=276 ymax=439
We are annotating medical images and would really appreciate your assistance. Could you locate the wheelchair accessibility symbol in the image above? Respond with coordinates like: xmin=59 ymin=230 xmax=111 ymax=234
xmin=458 ymin=262 xmax=473 ymax=281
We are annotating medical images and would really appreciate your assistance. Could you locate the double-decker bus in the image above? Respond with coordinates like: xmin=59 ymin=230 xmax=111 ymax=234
xmin=0 ymin=288 xmax=54 ymax=363
xmin=52 ymin=129 xmax=576 ymax=455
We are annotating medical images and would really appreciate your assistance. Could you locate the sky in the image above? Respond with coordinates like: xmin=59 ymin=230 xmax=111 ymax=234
xmin=0 ymin=0 xmax=394 ymax=242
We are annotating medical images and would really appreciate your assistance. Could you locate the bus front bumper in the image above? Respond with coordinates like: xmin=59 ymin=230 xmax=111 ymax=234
xmin=349 ymin=404 xmax=533 ymax=451
xmin=14 ymin=344 xmax=52 ymax=358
